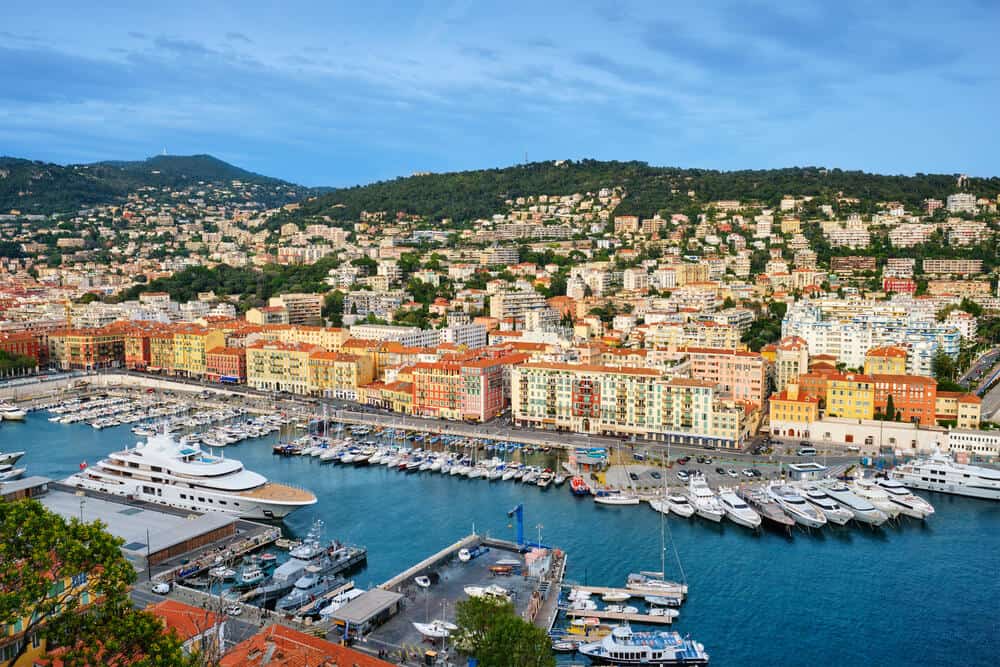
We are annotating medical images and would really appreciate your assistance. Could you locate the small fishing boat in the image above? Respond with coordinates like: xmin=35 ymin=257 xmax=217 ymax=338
xmin=413 ymin=620 xmax=458 ymax=639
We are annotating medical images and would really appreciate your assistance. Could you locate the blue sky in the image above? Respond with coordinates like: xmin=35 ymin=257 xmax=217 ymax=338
xmin=1 ymin=1 xmax=998 ymax=186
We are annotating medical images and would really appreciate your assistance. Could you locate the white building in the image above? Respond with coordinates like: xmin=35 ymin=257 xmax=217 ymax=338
xmin=348 ymin=323 xmax=441 ymax=348
xmin=946 ymin=193 xmax=977 ymax=214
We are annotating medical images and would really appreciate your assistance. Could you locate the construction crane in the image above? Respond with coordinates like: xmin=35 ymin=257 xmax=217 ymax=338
xmin=507 ymin=504 xmax=524 ymax=548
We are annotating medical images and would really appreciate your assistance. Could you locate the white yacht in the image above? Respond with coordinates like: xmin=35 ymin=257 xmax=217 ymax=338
xmin=823 ymin=482 xmax=889 ymax=526
xmin=0 ymin=403 xmax=27 ymax=421
xmin=799 ymin=486 xmax=854 ymax=525
xmin=767 ymin=484 xmax=827 ymax=528
xmin=875 ymin=479 xmax=935 ymax=519
xmin=64 ymin=432 xmax=317 ymax=520
xmin=0 ymin=450 xmax=25 ymax=466
xmin=579 ymin=626 xmax=709 ymax=665
xmin=718 ymin=489 xmax=761 ymax=529
xmin=685 ymin=475 xmax=724 ymax=522
xmin=890 ymin=452 xmax=1000 ymax=501
xmin=666 ymin=494 xmax=695 ymax=518
xmin=849 ymin=479 xmax=901 ymax=519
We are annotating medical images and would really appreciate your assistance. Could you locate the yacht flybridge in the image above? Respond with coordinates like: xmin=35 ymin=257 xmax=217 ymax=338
xmin=65 ymin=433 xmax=316 ymax=520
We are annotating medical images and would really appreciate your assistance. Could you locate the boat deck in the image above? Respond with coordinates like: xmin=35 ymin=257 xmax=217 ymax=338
xmin=239 ymin=483 xmax=316 ymax=503
xmin=565 ymin=608 xmax=674 ymax=625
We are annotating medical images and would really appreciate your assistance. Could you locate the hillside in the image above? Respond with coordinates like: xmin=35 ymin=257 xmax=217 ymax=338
xmin=0 ymin=154 xmax=306 ymax=214
xmin=283 ymin=160 xmax=1000 ymax=224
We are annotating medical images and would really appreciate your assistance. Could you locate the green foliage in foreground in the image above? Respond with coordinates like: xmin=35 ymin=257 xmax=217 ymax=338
xmin=0 ymin=499 xmax=195 ymax=666
xmin=453 ymin=595 xmax=555 ymax=667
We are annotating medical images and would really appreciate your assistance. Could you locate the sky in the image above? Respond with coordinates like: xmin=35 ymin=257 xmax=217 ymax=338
xmin=1 ymin=1 xmax=998 ymax=186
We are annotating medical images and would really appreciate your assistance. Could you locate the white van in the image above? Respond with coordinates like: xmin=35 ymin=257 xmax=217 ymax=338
xmin=796 ymin=446 xmax=817 ymax=456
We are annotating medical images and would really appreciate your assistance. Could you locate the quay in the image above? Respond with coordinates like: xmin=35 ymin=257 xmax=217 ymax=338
xmin=566 ymin=582 xmax=688 ymax=598
xmin=381 ymin=534 xmax=479 ymax=591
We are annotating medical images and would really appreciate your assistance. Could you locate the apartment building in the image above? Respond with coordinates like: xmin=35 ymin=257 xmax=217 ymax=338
xmin=888 ymin=223 xmax=936 ymax=247
xmin=680 ymin=346 xmax=768 ymax=407
xmin=871 ymin=374 xmax=937 ymax=425
xmin=935 ymin=392 xmax=982 ymax=429
xmin=864 ymin=346 xmax=907 ymax=375
xmin=830 ymin=256 xmax=876 ymax=274
xmin=480 ymin=246 xmax=519 ymax=266
xmin=205 ymin=347 xmax=247 ymax=383
xmin=511 ymin=363 xmax=748 ymax=447
xmin=245 ymin=341 xmax=320 ymax=394
xmin=48 ymin=328 xmax=125 ymax=370
xmin=769 ymin=383 xmax=820 ymax=438
xmin=172 ymin=326 xmax=225 ymax=378
xmin=945 ymin=192 xmax=976 ymax=214
xmin=349 ymin=323 xmax=441 ymax=348
xmin=883 ymin=258 xmax=915 ymax=278
xmin=774 ymin=336 xmax=809 ymax=392
xmin=307 ymin=351 xmax=375 ymax=400
xmin=825 ymin=373 xmax=874 ymax=420
xmin=489 ymin=290 xmax=547 ymax=320
xmin=921 ymin=259 xmax=983 ymax=276
xmin=268 ymin=293 xmax=322 ymax=325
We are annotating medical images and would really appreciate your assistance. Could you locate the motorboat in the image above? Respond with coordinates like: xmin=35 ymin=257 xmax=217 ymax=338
xmin=0 ymin=465 xmax=26 ymax=481
xmin=594 ymin=489 xmax=641 ymax=505
xmin=571 ymin=598 xmax=599 ymax=611
xmin=276 ymin=573 xmax=342 ymax=612
xmin=822 ymin=482 xmax=889 ymax=526
xmin=537 ymin=469 xmax=554 ymax=488
xmin=0 ymin=451 xmax=25 ymax=466
xmin=208 ymin=566 xmax=237 ymax=580
xmin=0 ymin=403 xmax=27 ymax=421
xmin=718 ymin=489 xmax=762 ymax=529
xmin=414 ymin=575 xmax=432 ymax=588
xmin=602 ymin=591 xmax=632 ymax=603
xmin=738 ymin=486 xmax=795 ymax=530
xmin=579 ymin=625 xmax=709 ymax=665
xmin=412 ymin=620 xmax=458 ymax=639
xmin=875 ymin=478 xmax=935 ymax=518
xmin=685 ymin=475 xmax=723 ymax=522
xmin=799 ymin=486 xmax=854 ymax=525
xmin=458 ymin=545 xmax=488 ymax=562
xmin=551 ymin=639 xmax=579 ymax=653
xmin=570 ymin=475 xmax=591 ymax=496
xmin=665 ymin=494 xmax=695 ymax=518
xmin=850 ymin=479 xmax=901 ymax=519
xmin=318 ymin=588 xmax=366 ymax=617
xmin=767 ymin=484 xmax=827 ymax=528
xmin=890 ymin=451 xmax=1000 ymax=500
xmin=645 ymin=595 xmax=683 ymax=608
xmin=626 ymin=573 xmax=688 ymax=596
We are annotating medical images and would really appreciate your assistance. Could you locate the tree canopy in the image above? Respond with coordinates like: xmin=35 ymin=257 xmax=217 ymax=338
xmin=452 ymin=595 xmax=554 ymax=667
xmin=0 ymin=499 xmax=195 ymax=666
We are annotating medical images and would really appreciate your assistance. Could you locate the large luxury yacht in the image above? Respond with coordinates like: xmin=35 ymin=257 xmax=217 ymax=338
xmin=65 ymin=433 xmax=316 ymax=519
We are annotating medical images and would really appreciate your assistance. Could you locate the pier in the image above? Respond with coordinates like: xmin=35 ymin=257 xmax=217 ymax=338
xmin=380 ymin=533 xmax=479 ymax=591
xmin=566 ymin=582 xmax=687 ymax=599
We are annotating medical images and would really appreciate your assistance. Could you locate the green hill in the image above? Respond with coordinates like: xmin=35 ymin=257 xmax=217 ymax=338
xmin=0 ymin=154 xmax=305 ymax=215
xmin=283 ymin=160 xmax=1000 ymax=224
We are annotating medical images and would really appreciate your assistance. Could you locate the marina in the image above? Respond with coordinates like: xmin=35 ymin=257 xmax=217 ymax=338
xmin=2 ymin=394 xmax=1000 ymax=666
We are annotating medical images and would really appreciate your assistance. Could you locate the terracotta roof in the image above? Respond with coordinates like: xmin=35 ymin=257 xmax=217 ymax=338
xmin=220 ymin=624 xmax=392 ymax=667
xmin=147 ymin=599 xmax=221 ymax=642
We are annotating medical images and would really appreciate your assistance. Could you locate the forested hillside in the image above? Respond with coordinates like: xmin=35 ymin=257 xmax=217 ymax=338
xmin=285 ymin=161 xmax=1000 ymax=224
xmin=0 ymin=154 xmax=306 ymax=214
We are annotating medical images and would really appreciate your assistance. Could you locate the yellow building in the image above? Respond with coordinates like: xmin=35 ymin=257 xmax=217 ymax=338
xmin=149 ymin=327 xmax=176 ymax=373
xmin=172 ymin=325 xmax=225 ymax=378
xmin=1 ymin=573 xmax=96 ymax=666
xmin=307 ymin=351 xmax=375 ymax=400
xmin=935 ymin=391 xmax=982 ymax=429
xmin=245 ymin=341 xmax=319 ymax=394
xmin=825 ymin=373 xmax=875 ymax=420
xmin=769 ymin=383 xmax=820 ymax=438
xmin=864 ymin=346 xmax=908 ymax=376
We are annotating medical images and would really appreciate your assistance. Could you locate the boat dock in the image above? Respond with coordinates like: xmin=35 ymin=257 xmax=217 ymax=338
xmin=564 ymin=608 xmax=674 ymax=625
xmin=380 ymin=533 xmax=479 ymax=591
xmin=566 ymin=583 xmax=687 ymax=599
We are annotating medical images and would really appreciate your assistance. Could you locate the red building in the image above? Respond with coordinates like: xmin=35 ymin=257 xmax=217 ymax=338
xmin=412 ymin=351 xmax=528 ymax=422
xmin=206 ymin=347 xmax=247 ymax=384
xmin=882 ymin=277 xmax=917 ymax=294
xmin=872 ymin=374 xmax=937 ymax=425
xmin=0 ymin=331 xmax=41 ymax=363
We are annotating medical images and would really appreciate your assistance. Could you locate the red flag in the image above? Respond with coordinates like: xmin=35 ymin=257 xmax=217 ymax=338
xmin=80 ymin=461 xmax=88 ymax=470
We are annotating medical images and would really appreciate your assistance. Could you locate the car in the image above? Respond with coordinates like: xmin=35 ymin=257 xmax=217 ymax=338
xmin=628 ymin=472 xmax=639 ymax=481
xmin=741 ymin=469 xmax=755 ymax=478
xmin=727 ymin=469 xmax=738 ymax=478
xmin=650 ymin=471 xmax=662 ymax=480
xmin=704 ymin=457 xmax=713 ymax=464
xmin=751 ymin=469 xmax=763 ymax=478
xmin=225 ymin=604 xmax=243 ymax=616
xmin=152 ymin=582 xmax=171 ymax=595
xmin=715 ymin=467 xmax=726 ymax=475
xmin=676 ymin=470 xmax=690 ymax=481
xmin=696 ymin=456 xmax=706 ymax=464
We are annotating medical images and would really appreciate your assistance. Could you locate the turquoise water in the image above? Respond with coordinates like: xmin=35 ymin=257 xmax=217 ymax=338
xmin=4 ymin=415 xmax=999 ymax=666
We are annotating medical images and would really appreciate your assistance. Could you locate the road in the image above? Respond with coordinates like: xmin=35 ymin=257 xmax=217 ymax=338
xmin=959 ymin=346 xmax=1000 ymax=388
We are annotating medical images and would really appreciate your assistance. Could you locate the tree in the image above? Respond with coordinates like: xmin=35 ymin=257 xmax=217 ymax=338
xmin=0 ymin=499 xmax=195 ymax=666
xmin=453 ymin=596 xmax=554 ymax=667
xmin=932 ymin=350 xmax=957 ymax=383
xmin=884 ymin=394 xmax=899 ymax=422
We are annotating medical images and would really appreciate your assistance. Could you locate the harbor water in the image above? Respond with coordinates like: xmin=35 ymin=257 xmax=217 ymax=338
xmin=3 ymin=415 xmax=998 ymax=666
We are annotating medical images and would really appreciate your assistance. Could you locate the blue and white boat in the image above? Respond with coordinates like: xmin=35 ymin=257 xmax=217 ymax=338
xmin=579 ymin=625 xmax=709 ymax=665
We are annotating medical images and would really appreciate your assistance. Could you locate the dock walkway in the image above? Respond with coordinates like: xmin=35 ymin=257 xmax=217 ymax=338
xmin=380 ymin=533 xmax=479 ymax=590
xmin=567 ymin=583 xmax=687 ymax=598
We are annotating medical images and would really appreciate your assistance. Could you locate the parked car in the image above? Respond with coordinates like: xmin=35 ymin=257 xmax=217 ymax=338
xmin=715 ymin=467 xmax=726 ymax=475
xmin=703 ymin=457 xmax=713 ymax=464
xmin=152 ymin=582 xmax=171 ymax=595
xmin=727 ymin=469 xmax=738 ymax=478
xmin=741 ymin=468 xmax=755 ymax=478
xmin=677 ymin=456 xmax=691 ymax=465
xmin=650 ymin=471 xmax=662 ymax=480
xmin=676 ymin=470 xmax=690 ymax=481
xmin=696 ymin=456 xmax=707 ymax=464
xmin=628 ymin=472 xmax=639 ymax=481
xmin=751 ymin=469 xmax=763 ymax=478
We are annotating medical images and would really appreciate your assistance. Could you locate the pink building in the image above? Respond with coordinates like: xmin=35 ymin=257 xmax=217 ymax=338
xmin=680 ymin=346 xmax=768 ymax=407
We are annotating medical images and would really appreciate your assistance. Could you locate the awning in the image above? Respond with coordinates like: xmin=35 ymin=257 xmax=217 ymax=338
xmin=220 ymin=375 xmax=239 ymax=383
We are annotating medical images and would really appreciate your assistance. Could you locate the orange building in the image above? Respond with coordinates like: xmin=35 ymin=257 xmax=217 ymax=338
xmin=871 ymin=374 xmax=937 ymax=425
xmin=0 ymin=331 xmax=41 ymax=364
